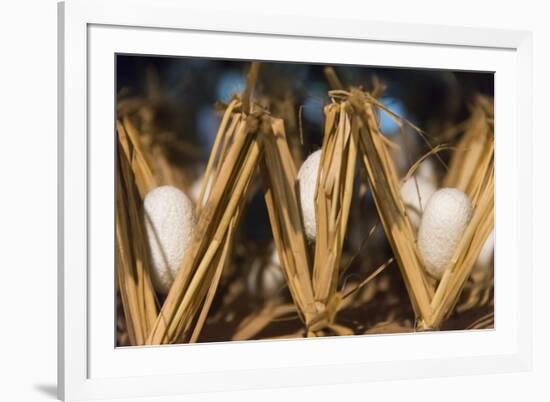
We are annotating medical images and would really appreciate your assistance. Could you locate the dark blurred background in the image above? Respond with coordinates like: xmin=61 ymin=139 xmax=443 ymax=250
xmin=117 ymin=54 xmax=493 ymax=164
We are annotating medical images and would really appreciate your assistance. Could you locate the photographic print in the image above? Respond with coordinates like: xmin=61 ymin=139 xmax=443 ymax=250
xmin=115 ymin=56 xmax=494 ymax=347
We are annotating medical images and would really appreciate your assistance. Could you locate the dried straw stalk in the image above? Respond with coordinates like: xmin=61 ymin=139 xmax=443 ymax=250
xmin=115 ymin=120 xmax=158 ymax=345
xmin=232 ymin=303 xmax=297 ymax=341
xmin=311 ymin=101 xmax=357 ymax=327
xmin=117 ymin=118 xmax=156 ymax=198
xmin=261 ymin=116 xmax=318 ymax=326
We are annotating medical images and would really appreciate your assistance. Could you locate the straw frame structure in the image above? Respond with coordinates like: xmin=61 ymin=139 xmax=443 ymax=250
xmin=58 ymin=2 xmax=532 ymax=399
xmin=111 ymin=63 xmax=502 ymax=371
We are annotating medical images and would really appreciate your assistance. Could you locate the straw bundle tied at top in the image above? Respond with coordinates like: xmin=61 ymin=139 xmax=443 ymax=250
xmin=311 ymin=101 xmax=357 ymax=324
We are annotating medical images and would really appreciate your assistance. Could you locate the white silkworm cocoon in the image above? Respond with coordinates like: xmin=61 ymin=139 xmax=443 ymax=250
xmin=143 ymin=185 xmax=196 ymax=294
xmin=400 ymin=159 xmax=438 ymax=230
xmin=475 ymin=229 xmax=495 ymax=271
xmin=297 ymin=149 xmax=322 ymax=241
xmin=417 ymin=188 xmax=473 ymax=279
xmin=247 ymin=248 xmax=285 ymax=299
xmin=400 ymin=176 xmax=436 ymax=230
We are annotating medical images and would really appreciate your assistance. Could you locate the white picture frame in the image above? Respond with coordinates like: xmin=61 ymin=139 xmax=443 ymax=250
xmin=58 ymin=0 xmax=533 ymax=400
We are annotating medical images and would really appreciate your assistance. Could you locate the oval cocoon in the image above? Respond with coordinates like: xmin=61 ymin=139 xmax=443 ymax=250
xmin=475 ymin=229 xmax=494 ymax=271
xmin=297 ymin=149 xmax=322 ymax=241
xmin=143 ymin=185 xmax=196 ymax=294
xmin=400 ymin=175 xmax=436 ymax=230
xmin=247 ymin=248 xmax=285 ymax=299
xmin=416 ymin=159 xmax=437 ymax=186
xmin=417 ymin=188 xmax=472 ymax=279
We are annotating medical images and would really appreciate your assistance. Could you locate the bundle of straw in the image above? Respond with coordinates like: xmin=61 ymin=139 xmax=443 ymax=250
xmin=115 ymin=63 xmax=494 ymax=346
xmin=115 ymin=119 xmax=158 ymax=345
